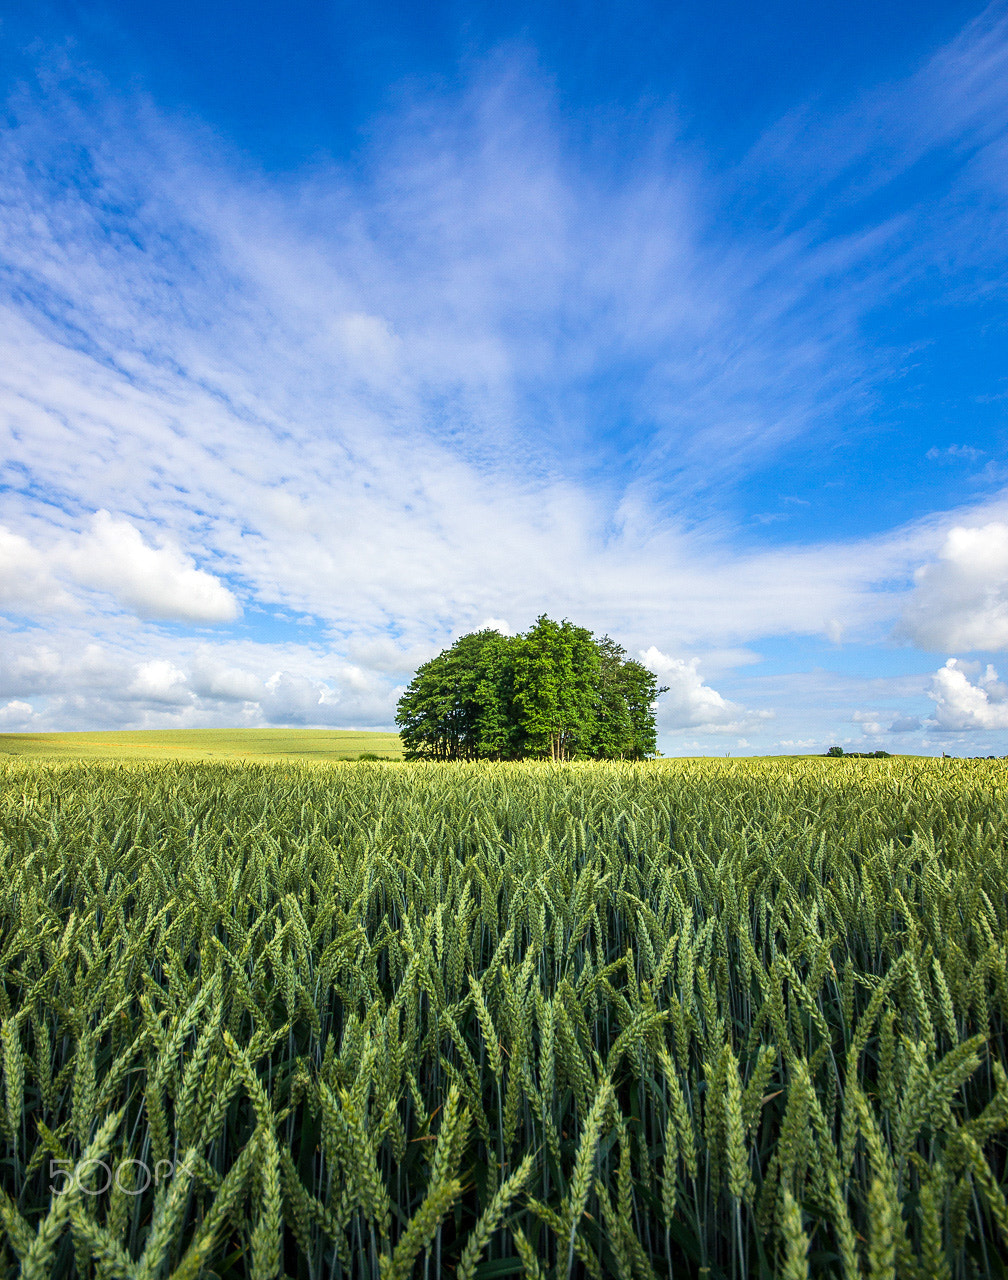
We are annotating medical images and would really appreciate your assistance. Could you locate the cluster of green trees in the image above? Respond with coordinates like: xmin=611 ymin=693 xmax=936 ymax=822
xmin=396 ymin=615 xmax=668 ymax=761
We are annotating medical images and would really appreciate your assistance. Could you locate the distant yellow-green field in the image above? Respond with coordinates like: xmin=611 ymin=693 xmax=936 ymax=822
xmin=0 ymin=726 xmax=404 ymax=761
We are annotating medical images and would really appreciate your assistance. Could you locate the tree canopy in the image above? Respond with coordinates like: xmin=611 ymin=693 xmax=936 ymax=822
xmin=396 ymin=616 xmax=668 ymax=761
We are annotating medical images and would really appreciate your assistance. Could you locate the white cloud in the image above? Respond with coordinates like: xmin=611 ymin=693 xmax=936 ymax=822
xmin=0 ymin=699 xmax=36 ymax=728
xmin=0 ymin=526 xmax=72 ymax=611
xmin=928 ymin=657 xmax=1008 ymax=730
xmin=685 ymin=647 xmax=762 ymax=675
xmin=899 ymin=523 xmax=1008 ymax=651
xmin=641 ymin=646 xmax=770 ymax=732
xmin=259 ymin=672 xmax=326 ymax=722
xmin=0 ymin=513 xmax=239 ymax=623
xmin=0 ymin=630 xmax=401 ymax=731
xmin=926 ymin=444 xmax=984 ymax=462
xmin=345 ymin=637 xmax=438 ymax=675
xmin=65 ymin=512 xmax=240 ymax=623
xmin=889 ymin=713 xmax=922 ymax=733
xmin=0 ymin=644 xmax=61 ymax=695
xmin=129 ymin=660 xmax=192 ymax=704
xmin=189 ymin=659 xmax=265 ymax=703
xmin=853 ymin=711 xmax=884 ymax=737
xmin=334 ymin=312 xmax=400 ymax=372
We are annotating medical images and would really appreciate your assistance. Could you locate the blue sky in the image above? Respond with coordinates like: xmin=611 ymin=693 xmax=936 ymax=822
xmin=1 ymin=1 xmax=1007 ymax=753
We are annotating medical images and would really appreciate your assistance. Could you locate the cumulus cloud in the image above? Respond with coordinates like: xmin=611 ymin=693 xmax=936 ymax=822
xmin=928 ymin=658 xmax=1008 ymax=730
xmin=189 ymin=659 xmax=265 ymax=703
xmin=0 ymin=699 xmax=36 ymax=728
xmin=0 ymin=631 xmax=400 ymax=731
xmin=0 ymin=644 xmax=62 ymax=695
xmin=66 ymin=512 xmax=240 ymax=623
xmin=641 ymin=646 xmax=770 ymax=732
xmin=128 ymin=660 xmax=192 ymax=704
xmin=0 ymin=513 xmax=240 ymax=623
xmin=261 ymin=672 xmax=334 ymax=723
xmin=853 ymin=711 xmax=884 ymax=737
xmin=899 ymin=523 xmax=1008 ymax=651
xmin=889 ymin=713 xmax=922 ymax=733
xmin=344 ymin=638 xmax=438 ymax=676
xmin=0 ymin=526 xmax=72 ymax=611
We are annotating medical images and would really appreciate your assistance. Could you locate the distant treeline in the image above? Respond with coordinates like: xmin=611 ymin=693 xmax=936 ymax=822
xmin=396 ymin=615 xmax=668 ymax=761
xmin=825 ymin=747 xmax=892 ymax=758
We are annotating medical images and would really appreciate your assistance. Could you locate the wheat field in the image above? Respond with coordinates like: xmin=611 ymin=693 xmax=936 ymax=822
xmin=1 ymin=756 xmax=1006 ymax=1278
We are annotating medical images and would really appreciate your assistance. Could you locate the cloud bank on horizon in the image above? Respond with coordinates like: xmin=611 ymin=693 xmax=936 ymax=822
xmin=1 ymin=1 xmax=1007 ymax=754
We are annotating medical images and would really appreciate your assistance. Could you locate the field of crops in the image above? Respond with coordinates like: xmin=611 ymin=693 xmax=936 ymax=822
xmin=0 ymin=729 xmax=403 ymax=763
xmin=1 ymin=757 xmax=1007 ymax=1280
